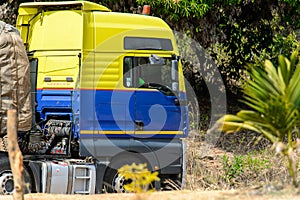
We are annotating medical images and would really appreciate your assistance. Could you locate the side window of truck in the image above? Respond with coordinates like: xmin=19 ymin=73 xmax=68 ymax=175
xmin=123 ymin=57 xmax=133 ymax=87
xmin=123 ymin=57 xmax=148 ymax=88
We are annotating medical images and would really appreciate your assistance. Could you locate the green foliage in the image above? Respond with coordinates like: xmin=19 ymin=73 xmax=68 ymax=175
xmin=252 ymin=10 xmax=300 ymax=66
xmin=245 ymin=152 xmax=272 ymax=173
xmin=222 ymin=153 xmax=272 ymax=185
xmin=118 ymin=163 xmax=160 ymax=193
xmin=137 ymin=0 xmax=210 ymax=21
xmin=222 ymin=154 xmax=244 ymax=184
xmin=211 ymin=2 xmax=299 ymax=93
xmin=215 ymin=52 xmax=300 ymax=186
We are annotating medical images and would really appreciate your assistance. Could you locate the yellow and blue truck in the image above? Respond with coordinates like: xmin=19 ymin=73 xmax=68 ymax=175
xmin=0 ymin=1 xmax=188 ymax=194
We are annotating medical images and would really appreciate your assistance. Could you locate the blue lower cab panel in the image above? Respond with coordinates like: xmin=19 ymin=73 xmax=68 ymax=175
xmin=35 ymin=88 xmax=188 ymax=139
xmin=79 ymin=89 xmax=188 ymax=138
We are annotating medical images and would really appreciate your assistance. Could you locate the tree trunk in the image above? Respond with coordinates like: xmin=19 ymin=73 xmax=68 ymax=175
xmin=7 ymin=109 xmax=24 ymax=200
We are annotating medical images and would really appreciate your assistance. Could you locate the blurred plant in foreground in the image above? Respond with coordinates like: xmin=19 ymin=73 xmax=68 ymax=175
xmin=118 ymin=163 xmax=160 ymax=193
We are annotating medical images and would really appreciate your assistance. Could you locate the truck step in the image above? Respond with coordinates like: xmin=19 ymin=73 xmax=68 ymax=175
xmin=75 ymin=176 xmax=91 ymax=179
xmin=71 ymin=165 xmax=96 ymax=195
xmin=74 ymin=191 xmax=90 ymax=194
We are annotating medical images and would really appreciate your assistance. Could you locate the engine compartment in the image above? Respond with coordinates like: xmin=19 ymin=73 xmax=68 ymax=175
xmin=18 ymin=120 xmax=77 ymax=156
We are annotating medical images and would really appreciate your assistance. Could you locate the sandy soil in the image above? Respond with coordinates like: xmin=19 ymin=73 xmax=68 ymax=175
xmin=1 ymin=189 xmax=299 ymax=200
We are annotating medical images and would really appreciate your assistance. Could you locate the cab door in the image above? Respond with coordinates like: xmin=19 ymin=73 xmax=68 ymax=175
xmin=124 ymin=55 xmax=185 ymax=137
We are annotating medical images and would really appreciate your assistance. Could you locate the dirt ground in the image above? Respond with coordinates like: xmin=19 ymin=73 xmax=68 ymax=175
xmin=1 ymin=189 xmax=300 ymax=200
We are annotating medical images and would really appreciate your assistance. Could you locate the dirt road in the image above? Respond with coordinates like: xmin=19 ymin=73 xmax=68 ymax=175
xmin=0 ymin=189 xmax=299 ymax=200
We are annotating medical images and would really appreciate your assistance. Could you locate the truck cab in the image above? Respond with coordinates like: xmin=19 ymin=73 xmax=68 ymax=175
xmin=0 ymin=1 xmax=188 ymax=194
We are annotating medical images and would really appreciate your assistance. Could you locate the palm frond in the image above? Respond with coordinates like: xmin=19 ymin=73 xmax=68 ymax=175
xmin=214 ymin=51 xmax=300 ymax=187
xmin=215 ymin=52 xmax=300 ymax=142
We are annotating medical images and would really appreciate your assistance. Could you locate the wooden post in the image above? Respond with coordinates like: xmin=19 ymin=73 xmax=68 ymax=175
xmin=7 ymin=109 xmax=24 ymax=200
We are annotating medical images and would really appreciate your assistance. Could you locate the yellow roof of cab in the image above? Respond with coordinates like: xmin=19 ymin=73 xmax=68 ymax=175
xmin=19 ymin=0 xmax=111 ymax=14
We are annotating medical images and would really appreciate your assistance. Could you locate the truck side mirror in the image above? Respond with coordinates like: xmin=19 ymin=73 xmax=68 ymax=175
xmin=171 ymin=59 xmax=178 ymax=82
xmin=172 ymin=82 xmax=179 ymax=92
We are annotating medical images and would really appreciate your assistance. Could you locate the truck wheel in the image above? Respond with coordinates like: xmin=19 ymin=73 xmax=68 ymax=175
xmin=0 ymin=157 xmax=32 ymax=195
xmin=103 ymin=154 xmax=149 ymax=193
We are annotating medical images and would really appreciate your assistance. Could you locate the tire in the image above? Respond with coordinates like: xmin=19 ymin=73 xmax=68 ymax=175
xmin=103 ymin=153 xmax=151 ymax=193
xmin=0 ymin=156 xmax=32 ymax=195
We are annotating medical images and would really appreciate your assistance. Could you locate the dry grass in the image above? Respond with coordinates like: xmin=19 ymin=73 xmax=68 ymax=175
xmin=184 ymin=132 xmax=298 ymax=191
xmin=185 ymin=101 xmax=299 ymax=191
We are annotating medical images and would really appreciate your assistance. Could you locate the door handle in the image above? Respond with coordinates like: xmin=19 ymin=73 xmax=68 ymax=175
xmin=134 ymin=120 xmax=144 ymax=131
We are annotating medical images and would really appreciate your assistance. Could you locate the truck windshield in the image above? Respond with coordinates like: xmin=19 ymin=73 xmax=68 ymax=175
xmin=123 ymin=56 xmax=177 ymax=96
